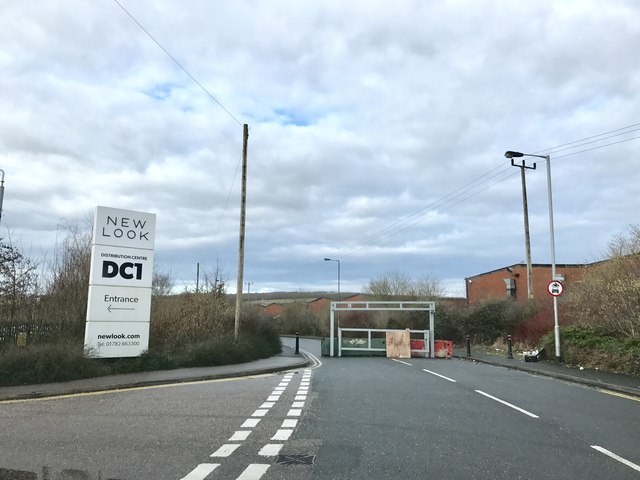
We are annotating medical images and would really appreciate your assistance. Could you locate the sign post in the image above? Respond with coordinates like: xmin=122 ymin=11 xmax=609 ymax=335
xmin=84 ymin=206 xmax=156 ymax=358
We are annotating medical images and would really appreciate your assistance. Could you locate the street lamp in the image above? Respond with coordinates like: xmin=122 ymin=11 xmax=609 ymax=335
xmin=505 ymin=150 xmax=561 ymax=363
xmin=323 ymin=258 xmax=341 ymax=302
xmin=0 ymin=169 xmax=5 ymax=227
xmin=324 ymin=258 xmax=341 ymax=353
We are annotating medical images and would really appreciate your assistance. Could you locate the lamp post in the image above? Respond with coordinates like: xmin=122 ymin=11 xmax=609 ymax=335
xmin=0 ymin=169 xmax=5 ymax=227
xmin=324 ymin=258 xmax=341 ymax=348
xmin=505 ymin=151 xmax=561 ymax=363
xmin=323 ymin=258 xmax=341 ymax=302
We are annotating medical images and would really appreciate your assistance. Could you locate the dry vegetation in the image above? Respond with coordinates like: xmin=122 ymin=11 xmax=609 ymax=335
xmin=0 ymin=226 xmax=280 ymax=386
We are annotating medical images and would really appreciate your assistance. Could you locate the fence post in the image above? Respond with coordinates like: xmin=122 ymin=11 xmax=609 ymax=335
xmin=295 ymin=332 xmax=300 ymax=355
xmin=507 ymin=334 xmax=513 ymax=359
xmin=465 ymin=335 xmax=471 ymax=357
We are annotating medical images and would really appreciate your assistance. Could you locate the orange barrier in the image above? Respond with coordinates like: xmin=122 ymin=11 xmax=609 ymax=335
xmin=434 ymin=340 xmax=452 ymax=359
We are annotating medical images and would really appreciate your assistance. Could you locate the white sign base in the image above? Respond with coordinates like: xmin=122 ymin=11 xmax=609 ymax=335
xmin=84 ymin=321 xmax=150 ymax=358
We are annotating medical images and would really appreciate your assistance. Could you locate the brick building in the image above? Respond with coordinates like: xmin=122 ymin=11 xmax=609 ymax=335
xmin=465 ymin=263 xmax=592 ymax=305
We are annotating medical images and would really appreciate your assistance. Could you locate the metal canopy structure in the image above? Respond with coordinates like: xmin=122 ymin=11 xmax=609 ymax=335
xmin=329 ymin=301 xmax=436 ymax=357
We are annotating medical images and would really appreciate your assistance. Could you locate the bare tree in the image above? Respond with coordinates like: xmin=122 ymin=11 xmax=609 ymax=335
xmin=566 ymin=225 xmax=640 ymax=337
xmin=364 ymin=268 xmax=444 ymax=299
xmin=0 ymin=235 xmax=39 ymax=324
xmin=152 ymin=268 xmax=174 ymax=297
xmin=40 ymin=224 xmax=92 ymax=339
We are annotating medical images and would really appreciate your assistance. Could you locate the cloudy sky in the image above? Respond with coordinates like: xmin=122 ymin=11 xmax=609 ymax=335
xmin=1 ymin=0 xmax=639 ymax=296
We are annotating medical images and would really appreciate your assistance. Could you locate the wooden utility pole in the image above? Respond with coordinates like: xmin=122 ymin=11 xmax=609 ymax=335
xmin=196 ymin=262 xmax=200 ymax=293
xmin=511 ymin=159 xmax=536 ymax=299
xmin=234 ymin=124 xmax=249 ymax=341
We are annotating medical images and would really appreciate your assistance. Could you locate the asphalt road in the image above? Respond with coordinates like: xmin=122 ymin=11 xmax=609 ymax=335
xmin=0 ymin=338 xmax=638 ymax=480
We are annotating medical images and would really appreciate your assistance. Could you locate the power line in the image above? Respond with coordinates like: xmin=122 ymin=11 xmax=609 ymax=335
xmin=112 ymin=0 xmax=243 ymax=126
xmin=533 ymin=122 xmax=640 ymax=155
xmin=340 ymin=164 xmax=514 ymax=255
xmin=338 ymin=123 xmax=640 ymax=256
xmin=554 ymin=134 xmax=640 ymax=159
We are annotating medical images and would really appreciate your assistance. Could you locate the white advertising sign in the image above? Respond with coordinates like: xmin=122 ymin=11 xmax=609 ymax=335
xmin=85 ymin=206 xmax=156 ymax=358
xmin=89 ymin=245 xmax=154 ymax=288
xmin=84 ymin=321 xmax=150 ymax=358
xmin=87 ymin=285 xmax=152 ymax=322
xmin=92 ymin=206 xmax=156 ymax=249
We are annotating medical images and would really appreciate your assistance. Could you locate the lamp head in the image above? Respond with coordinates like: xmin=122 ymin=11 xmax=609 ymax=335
xmin=504 ymin=151 xmax=524 ymax=159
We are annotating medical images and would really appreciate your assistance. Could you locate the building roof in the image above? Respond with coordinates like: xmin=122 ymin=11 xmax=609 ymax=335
xmin=465 ymin=261 xmax=600 ymax=281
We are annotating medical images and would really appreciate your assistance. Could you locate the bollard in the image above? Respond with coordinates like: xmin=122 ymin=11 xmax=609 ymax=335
xmin=295 ymin=332 xmax=300 ymax=354
xmin=465 ymin=335 xmax=471 ymax=357
xmin=507 ymin=334 xmax=513 ymax=359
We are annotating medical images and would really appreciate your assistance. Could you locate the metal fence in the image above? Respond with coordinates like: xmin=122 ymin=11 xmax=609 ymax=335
xmin=0 ymin=323 xmax=61 ymax=347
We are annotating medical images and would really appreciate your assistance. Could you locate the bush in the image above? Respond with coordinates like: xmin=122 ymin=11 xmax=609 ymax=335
xmin=541 ymin=325 xmax=640 ymax=376
xmin=0 ymin=316 xmax=282 ymax=386
xmin=275 ymin=303 xmax=327 ymax=337
xmin=0 ymin=341 xmax=108 ymax=385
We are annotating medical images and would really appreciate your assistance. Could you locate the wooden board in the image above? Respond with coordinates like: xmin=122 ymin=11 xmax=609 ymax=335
xmin=386 ymin=330 xmax=411 ymax=358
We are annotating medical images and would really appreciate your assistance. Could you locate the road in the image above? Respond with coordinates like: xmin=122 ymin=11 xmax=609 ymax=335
xmin=0 ymin=338 xmax=638 ymax=479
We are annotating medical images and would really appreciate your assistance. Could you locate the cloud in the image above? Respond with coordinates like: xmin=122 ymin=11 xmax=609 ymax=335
xmin=0 ymin=0 xmax=639 ymax=296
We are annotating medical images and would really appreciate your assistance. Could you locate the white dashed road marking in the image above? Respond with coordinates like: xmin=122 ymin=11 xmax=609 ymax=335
xmin=236 ymin=464 xmax=270 ymax=480
xmin=271 ymin=429 xmax=293 ymax=441
xmin=422 ymin=368 xmax=457 ymax=383
xmin=210 ymin=444 xmax=241 ymax=457
xmin=180 ymin=463 xmax=220 ymax=480
xmin=259 ymin=444 xmax=283 ymax=457
xmin=179 ymin=368 xmax=313 ymax=479
xmin=475 ymin=390 xmax=539 ymax=418
xmin=229 ymin=430 xmax=251 ymax=441
xmin=241 ymin=419 xmax=260 ymax=428
xmin=591 ymin=446 xmax=640 ymax=473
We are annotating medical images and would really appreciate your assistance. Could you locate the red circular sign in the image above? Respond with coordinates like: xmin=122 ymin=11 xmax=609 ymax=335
xmin=547 ymin=281 xmax=564 ymax=297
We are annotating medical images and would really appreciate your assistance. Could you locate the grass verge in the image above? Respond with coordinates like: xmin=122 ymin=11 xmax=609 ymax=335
xmin=541 ymin=326 xmax=640 ymax=376
xmin=0 ymin=330 xmax=282 ymax=387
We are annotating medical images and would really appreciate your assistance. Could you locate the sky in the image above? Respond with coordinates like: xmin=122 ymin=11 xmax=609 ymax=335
xmin=1 ymin=0 xmax=639 ymax=297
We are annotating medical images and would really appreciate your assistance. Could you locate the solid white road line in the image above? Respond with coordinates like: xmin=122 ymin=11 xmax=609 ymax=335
xmin=236 ymin=464 xmax=270 ymax=480
xmin=210 ymin=444 xmax=241 ymax=457
xmin=259 ymin=444 xmax=283 ymax=457
xmin=272 ymin=429 xmax=293 ymax=441
xmin=241 ymin=418 xmax=260 ymax=428
xmin=391 ymin=358 xmax=413 ymax=366
xmin=475 ymin=390 xmax=539 ymax=418
xmin=229 ymin=430 xmax=251 ymax=441
xmin=591 ymin=446 xmax=640 ymax=473
xmin=180 ymin=463 xmax=220 ymax=480
xmin=422 ymin=369 xmax=457 ymax=383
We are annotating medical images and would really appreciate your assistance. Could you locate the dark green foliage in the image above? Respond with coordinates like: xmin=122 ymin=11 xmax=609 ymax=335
xmin=541 ymin=326 xmax=640 ymax=376
xmin=0 ymin=316 xmax=282 ymax=386
xmin=0 ymin=341 xmax=109 ymax=385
